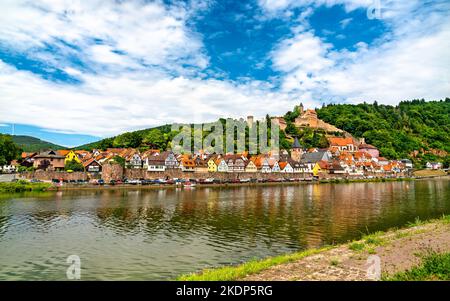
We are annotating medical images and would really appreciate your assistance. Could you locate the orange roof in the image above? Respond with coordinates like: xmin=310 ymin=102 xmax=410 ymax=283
xmin=21 ymin=152 xmax=36 ymax=159
xmin=328 ymin=137 xmax=355 ymax=147
xmin=278 ymin=161 xmax=288 ymax=170
xmin=250 ymin=155 xmax=265 ymax=168
xmin=181 ymin=158 xmax=195 ymax=167
xmin=82 ymin=158 xmax=99 ymax=167
xmin=75 ymin=150 xmax=89 ymax=155
xmin=57 ymin=150 xmax=71 ymax=156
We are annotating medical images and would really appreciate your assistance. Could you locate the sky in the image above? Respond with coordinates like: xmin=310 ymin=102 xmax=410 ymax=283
xmin=0 ymin=0 xmax=449 ymax=147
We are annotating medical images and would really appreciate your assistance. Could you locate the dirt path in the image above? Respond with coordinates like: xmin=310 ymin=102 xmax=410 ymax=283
xmin=244 ymin=222 xmax=450 ymax=281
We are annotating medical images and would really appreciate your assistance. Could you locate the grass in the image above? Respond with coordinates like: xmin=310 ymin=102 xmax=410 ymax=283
xmin=176 ymin=247 xmax=332 ymax=281
xmin=408 ymin=217 xmax=427 ymax=227
xmin=440 ymin=214 xmax=450 ymax=224
xmin=349 ymin=242 xmax=366 ymax=251
xmin=0 ymin=180 xmax=52 ymax=193
xmin=363 ymin=231 xmax=386 ymax=246
xmin=384 ymin=252 xmax=450 ymax=281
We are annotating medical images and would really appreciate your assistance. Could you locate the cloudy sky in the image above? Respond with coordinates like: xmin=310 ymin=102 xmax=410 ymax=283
xmin=0 ymin=0 xmax=449 ymax=146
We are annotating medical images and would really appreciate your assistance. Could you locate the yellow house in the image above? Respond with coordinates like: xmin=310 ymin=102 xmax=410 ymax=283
xmin=207 ymin=158 xmax=217 ymax=172
xmin=59 ymin=150 xmax=81 ymax=164
xmin=245 ymin=160 xmax=257 ymax=172
xmin=313 ymin=163 xmax=321 ymax=177
xmin=313 ymin=161 xmax=328 ymax=177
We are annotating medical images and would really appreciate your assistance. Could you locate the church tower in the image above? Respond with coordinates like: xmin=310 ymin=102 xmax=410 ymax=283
xmin=291 ymin=136 xmax=303 ymax=162
xmin=298 ymin=102 xmax=304 ymax=115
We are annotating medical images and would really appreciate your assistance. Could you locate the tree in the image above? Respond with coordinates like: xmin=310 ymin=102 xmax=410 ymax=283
xmin=0 ymin=134 xmax=21 ymax=166
xmin=113 ymin=132 xmax=142 ymax=148
xmin=142 ymin=129 xmax=166 ymax=149
xmin=112 ymin=155 xmax=125 ymax=168
xmin=65 ymin=159 xmax=84 ymax=172
xmin=97 ymin=137 xmax=114 ymax=150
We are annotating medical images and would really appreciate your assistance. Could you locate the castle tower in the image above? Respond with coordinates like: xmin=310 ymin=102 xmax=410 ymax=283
xmin=291 ymin=136 xmax=303 ymax=162
xmin=298 ymin=102 xmax=304 ymax=115
xmin=247 ymin=116 xmax=254 ymax=128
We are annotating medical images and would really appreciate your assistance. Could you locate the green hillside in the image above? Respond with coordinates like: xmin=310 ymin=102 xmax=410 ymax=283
xmin=316 ymin=98 xmax=450 ymax=166
xmin=12 ymin=135 xmax=64 ymax=152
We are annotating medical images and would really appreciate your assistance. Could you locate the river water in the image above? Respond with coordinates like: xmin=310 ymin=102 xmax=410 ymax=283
xmin=0 ymin=178 xmax=449 ymax=280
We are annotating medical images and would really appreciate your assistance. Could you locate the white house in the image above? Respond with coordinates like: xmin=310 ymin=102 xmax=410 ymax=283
xmin=280 ymin=162 xmax=293 ymax=173
xmin=271 ymin=161 xmax=281 ymax=173
xmin=1 ymin=165 xmax=16 ymax=173
xmin=260 ymin=158 xmax=272 ymax=173
xmin=147 ymin=156 xmax=166 ymax=172
xmin=216 ymin=158 xmax=229 ymax=172
xmin=426 ymin=162 xmax=442 ymax=170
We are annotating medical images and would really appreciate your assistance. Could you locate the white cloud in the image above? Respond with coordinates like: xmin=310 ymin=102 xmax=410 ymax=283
xmin=0 ymin=59 xmax=316 ymax=137
xmin=258 ymin=0 xmax=372 ymax=14
xmin=269 ymin=0 xmax=450 ymax=104
xmin=0 ymin=0 xmax=208 ymax=72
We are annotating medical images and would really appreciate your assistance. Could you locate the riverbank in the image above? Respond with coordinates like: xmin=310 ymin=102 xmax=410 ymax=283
xmin=413 ymin=169 xmax=447 ymax=178
xmin=1 ymin=175 xmax=446 ymax=194
xmin=0 ymin=180 xmax=52 ymax=193
xmin=177 ymin=215 xmax=450 ymax=281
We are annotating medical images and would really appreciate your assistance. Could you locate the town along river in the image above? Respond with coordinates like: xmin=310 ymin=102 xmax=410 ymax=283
xmin=0 ymin=178 xmax=449 ymax=280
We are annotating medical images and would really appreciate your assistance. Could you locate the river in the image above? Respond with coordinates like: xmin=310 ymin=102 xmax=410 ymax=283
xmin=0 ymin=178 xmax=449 ymax=280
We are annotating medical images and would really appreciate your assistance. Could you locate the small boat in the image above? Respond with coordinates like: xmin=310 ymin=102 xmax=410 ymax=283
xmin=183 ymin=181 xmax=196 ymax=188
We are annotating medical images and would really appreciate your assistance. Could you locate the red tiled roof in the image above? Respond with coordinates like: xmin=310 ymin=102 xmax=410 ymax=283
xmin=328 ymin=137 xmax=355 ymax=147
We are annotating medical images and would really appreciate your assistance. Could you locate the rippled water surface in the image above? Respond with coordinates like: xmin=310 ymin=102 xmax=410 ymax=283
xmin=0 ymin=178 xmax=449 ymax=280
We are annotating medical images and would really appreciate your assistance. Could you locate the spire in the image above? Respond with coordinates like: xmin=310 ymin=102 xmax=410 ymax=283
xmin=292 ymin=136 xmax=301 ymax=149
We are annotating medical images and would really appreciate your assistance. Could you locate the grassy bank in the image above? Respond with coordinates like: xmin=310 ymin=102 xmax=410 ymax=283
xmin=176 ymin=247 xmax=332 ymax=281
xmin=0 ymin=180 xmax=53 ymax=193
xmin=177 ymin=215 xmax=450 ymax=281
xmin=318 ymin=177 xmax=415 ymax=184
xmin=384 ymin=252 xmax=450 ymax=281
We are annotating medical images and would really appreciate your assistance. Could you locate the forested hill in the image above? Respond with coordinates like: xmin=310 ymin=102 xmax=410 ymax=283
xmin=12 ymin=135 xmax=64 ymax=152
xmin=316 ymin=99 xmax=450 ymax=161
xmin=75 ymin=124 xmax=173 ymax=151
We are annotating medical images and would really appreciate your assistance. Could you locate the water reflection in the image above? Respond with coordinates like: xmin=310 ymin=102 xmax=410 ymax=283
xmin=0 ymin=178 xmax=449 ymax=280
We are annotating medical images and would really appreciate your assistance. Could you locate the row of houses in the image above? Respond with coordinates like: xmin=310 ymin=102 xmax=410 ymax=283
xmin=6 ymin=135 xmax=414 ymax=177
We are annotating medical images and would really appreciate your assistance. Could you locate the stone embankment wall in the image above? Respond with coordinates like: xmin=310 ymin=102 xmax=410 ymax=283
xmin=123 ymin=168 xmax=304 ymax=180
xmin=102 ymin=163 xmax=124 ymax=182
xmin=21 ymin=170 xmax=93 ymax=181
xmin=19 ymin=165 xmax=408 ymax=182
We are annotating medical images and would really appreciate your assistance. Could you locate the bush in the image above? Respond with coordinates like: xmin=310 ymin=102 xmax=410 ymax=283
xmin=0 ymin=181 xmax=52 ymax=193
xmin=65 ymin=160 xmax=84 ymax=172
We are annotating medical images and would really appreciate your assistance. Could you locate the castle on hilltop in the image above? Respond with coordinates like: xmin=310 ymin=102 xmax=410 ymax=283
xmin=270 ymin=103 xmax=344 ymax=133
xmin=294 ymin=103 xmax=343 ymax=133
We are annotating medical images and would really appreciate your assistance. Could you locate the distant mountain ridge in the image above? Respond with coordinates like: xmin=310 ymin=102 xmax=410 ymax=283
xmin=12 ymin=135 xmax=64 ymax=152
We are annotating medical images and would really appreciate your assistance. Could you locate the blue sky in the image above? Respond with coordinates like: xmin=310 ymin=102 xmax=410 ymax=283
xmin=0 ymin=0 xmax=449 ymax=147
